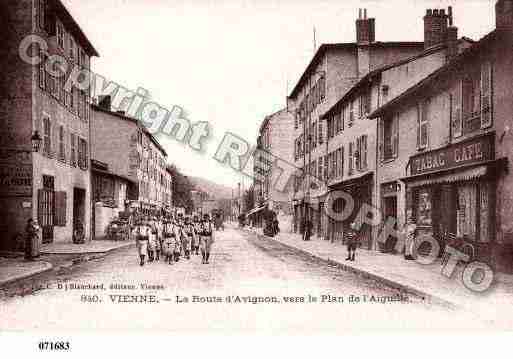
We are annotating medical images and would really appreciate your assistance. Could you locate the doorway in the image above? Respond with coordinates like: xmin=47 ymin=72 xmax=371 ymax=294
xmin=73 ymin=188 xmax=86 ymax=241
xmin=38 ymin=175 xmax=54 ymax=244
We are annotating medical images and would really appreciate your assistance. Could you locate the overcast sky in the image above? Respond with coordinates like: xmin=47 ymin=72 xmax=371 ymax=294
xmin=62 ymin=0 xmax=495 ymax=189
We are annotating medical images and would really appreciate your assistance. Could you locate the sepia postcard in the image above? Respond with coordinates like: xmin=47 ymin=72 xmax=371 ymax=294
xmin=1 ymin=0 xmax=513 ymax=354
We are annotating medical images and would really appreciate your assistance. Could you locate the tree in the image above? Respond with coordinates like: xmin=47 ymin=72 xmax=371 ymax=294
xmin=167 ymin=164 xmax=194 ymax=214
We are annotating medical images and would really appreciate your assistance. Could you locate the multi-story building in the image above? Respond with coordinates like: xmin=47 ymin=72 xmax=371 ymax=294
xmin=288 ymin=8 xmax=427 ymax=238
xmin=320 ymin=7 xmax=472 ymax=249
xmin=91 ymin=96 xmax=172 ymax=236
xmin=251 ymin=108 xmax=295 ymax=227
xmin=0 ymin=0 xmax=99 ymax=248
xmin=369 ymin=0 xmax=513 ymax=273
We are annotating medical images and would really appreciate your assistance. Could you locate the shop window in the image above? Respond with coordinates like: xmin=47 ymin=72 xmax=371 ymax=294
xmin=480 ymin=182 xmax=491 ymax=242
xmin=457 ymin=184 xmax=478 ymax=241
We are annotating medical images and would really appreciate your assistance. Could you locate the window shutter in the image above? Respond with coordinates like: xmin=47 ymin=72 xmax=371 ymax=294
xmin=378 ymin=118 xmax=384 ymax=161
xmin=452 ymin=81 xmax=463 ymax=138
xmin=363 ymin=135 xmax=368 ymax=169
xmin=481 ymin=61 xmax=493 ymax=129
xmin=392 ymin=117 xmax=399 ymax=158
xmin=349 ymin=142 xmax=354 ymax=173
xmin=318 ymin=122 xmax=323 ymax=144
xmin=53 ymin=191 xmax=67 ymax=227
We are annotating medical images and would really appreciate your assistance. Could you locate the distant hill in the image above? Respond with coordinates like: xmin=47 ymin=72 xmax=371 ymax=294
xmin=189 ymin=176 xmax=235 ymax=200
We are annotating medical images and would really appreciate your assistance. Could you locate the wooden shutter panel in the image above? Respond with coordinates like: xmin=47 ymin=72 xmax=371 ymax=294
xmin=53 ymin=191 xmax=67 ymax=227
xmin=481 ymin=61 xmax=493 ymax=129
xmin=349 ymin=142 xmax=354 ymax=173
xmin=392 ymin=117 xmax=399 ymax=157
xmin=363 ymin=135 xmax=368 ymax=169
xmin=378 ymin=118 xmax=384 ymax=161
xmin=453 ymin=81 xmax=463 ymax=138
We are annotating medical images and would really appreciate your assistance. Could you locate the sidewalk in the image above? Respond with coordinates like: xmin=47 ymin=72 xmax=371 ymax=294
xmin=0 ymin=257 xmax=53 ymax=287
xmin=246 ymin=227 xmax=513 ymax=325
xmin=40 ymin=239 xmax=134 ymax=255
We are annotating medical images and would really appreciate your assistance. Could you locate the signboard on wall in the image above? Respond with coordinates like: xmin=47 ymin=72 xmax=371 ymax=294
xmin=410 ymin=133 xmax=494 ymax=176
xmin=0 ymin=163 xmax=32 ymax=196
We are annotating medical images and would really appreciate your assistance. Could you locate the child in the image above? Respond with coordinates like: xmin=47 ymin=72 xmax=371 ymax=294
xmin=345 ymin=222 xmax=360 ymax=262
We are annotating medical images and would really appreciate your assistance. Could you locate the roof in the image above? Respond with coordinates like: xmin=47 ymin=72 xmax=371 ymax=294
xmin=369 ymin=31 xmax=498 ymax=119
xmin=50 ymin=0 xmax=99 ymax=57
xmin=91 ymin=104 xmax=168 ymax=157
xmin=258 ymin=108 xmax=289 ymax=134
xmin=288 ymin=41 xmax=424 ymax=99
xmin=321 ymin=43 xmax=447 ymax=119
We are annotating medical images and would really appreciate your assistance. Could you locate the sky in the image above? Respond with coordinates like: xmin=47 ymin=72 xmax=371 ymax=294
xmin=62 ymin=0 xmax=496 ymax=189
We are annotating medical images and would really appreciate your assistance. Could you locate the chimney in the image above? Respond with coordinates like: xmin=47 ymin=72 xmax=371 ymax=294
xmin=98 ymin=95 xmax=111 ymax=111
xmin=446 ymin=7 xmax=458 ymax=61
xmin=356 ymin=8 xmax=376 ymax=45
xmin=424 ymin=8 xmax=449 ymax=49
xmin=496 ymin=0 xmax=513 ymax=31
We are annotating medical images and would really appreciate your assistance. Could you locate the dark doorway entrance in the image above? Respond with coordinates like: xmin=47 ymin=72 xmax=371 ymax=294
xmin=73 ymin=188 xmax=86 ymax=241
xmin=38 ymin=175 xmax=54 ymax=244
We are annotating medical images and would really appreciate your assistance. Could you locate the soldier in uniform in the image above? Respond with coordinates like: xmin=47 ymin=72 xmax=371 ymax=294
xmin=173 ymin=217 xmax=183 ymax=262
xmin=156 ymin=216 xmax=164 ymax=261
xmin=162 ymin=217 xmax=177 ymax=265
xmin=199 ymin=214 xmax=215 ymax=264
xmin=147 ymin=217 xmax=158 ymax=262
xmin=133 ymin=218 xmax=150 ymax=266
xmin=192 ymin=215 xmax=201 ymax=255
xmin=182 ymin=216 xmax=196 ymax=260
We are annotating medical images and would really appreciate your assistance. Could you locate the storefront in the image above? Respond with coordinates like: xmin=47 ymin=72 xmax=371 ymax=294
xmin=402 ymin=133 xmax=507 ymax=262
xmin=327 ymin=172 xmax=373 ymax=249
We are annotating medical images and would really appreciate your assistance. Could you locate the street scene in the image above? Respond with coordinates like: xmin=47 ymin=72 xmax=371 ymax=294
xmin=0 ymin=225 xmax=494 ymax=331
xmin=2 ymin=0 xmax=513 ymax=337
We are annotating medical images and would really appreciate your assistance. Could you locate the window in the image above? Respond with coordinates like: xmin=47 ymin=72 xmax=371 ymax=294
xmin=319 ymin=76 xmax=326 ymax=102
xmin=382 ymin=116 xmax=398 ymax=161
xmin=359 ymin=91 xmax=371 ymax=118
xmin=318 ymin=157 xmax=323 ymax=181
xmin=78 ymin=138 xmax=88 ymax=170
xmin=356 ymin=135 xmax=368 ymax=170
xmin=349 ymin=100 xmax=355 ymax=126
xmin=37 ymin=0 xmax=46 ymax=30
xmin=39 ymin=49 xmax=47 ymax=90
xmin=327 ymin=116 xmax=334 ymax=139
xmin=481 ymin=61 xmax=493 ymax=129
xmin=349 ymin=142 xmax=354 ymax=174
xmin=417 ymin=100 xmax=429 ymax=150
xmin=69 ymin=36 xmax=76 ymax=61
xmin=294 ymin=112 xmax=299 ymax=130
xmin=323 ymin=155 xmax=328 ymax=181
xmin=462 ymin=69 xmax=481 ymax=133
xmin=337 ymin=147 xmax=344 ymax=178
xmin=318 ymin=121 xmax=323 ymax=144
xmin=451 ymin=85 xmax=463 ymax=138
xmin=56 ymin=22 xmax=64 ymax=49
xmin=42 ymin=115 xmax=51 ymax=157
xmin=58 ymin=125 xmax=65 ymax=162
xmin=70 ymin=133 xmax=76 ymax=166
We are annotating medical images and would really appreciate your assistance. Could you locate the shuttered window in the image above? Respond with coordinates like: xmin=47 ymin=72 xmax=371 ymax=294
xmin=417 ymin=100 xmax=429 ymax=150
xmin=53 ymin=191 xmax=67 ymax=227
xmin=70 ymin=133 xmax=76 ymax=166
xmin=349 ymin=142 xmax=354 ymax=174
xmin=318 ymin=121 xmax=323 ymax=144
xmin=78 ymin=138 xmax=88 ymax=170
xmin=58 ymin=125 xmax=65 ymax=162
xmin=451 ymin=82 xmax=463 ymax=138
xmin=481 ymin=61 xmax=493 ymax=129
xmin=357 ymin=135 xmax=368 ymax=170
xmin=42 ymin=115 xmax=51 ymax=157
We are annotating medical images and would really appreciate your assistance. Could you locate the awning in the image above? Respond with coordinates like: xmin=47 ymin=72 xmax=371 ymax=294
xmin=328 ymin=172 xmax=374 ymax=190
xmin=402 ymin=158 xmax=508 ymax=188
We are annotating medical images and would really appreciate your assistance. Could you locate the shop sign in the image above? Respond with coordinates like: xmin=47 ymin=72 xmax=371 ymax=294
xmin=410 ymin=134 xmax=494 ymax=176
xmin=0 ymin=162 xmax=32 ymax=196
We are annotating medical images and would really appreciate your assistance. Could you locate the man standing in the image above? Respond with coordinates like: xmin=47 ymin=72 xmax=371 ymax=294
xmin=199 ymin=214 xmax=215 ymax=264
xmin=345 ymin=222 xmax=360 ymax=261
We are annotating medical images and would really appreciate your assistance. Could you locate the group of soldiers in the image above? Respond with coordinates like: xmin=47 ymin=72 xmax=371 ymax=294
xmin=131 ymin=213 xmax=215 ymax=266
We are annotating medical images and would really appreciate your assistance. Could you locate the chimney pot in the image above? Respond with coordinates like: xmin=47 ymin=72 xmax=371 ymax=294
xmin=364 ymin=8 xmax=367 ymax=19
xmin=433 ymin=9 xmax=439 ymax=16
xmin=440 ymin=9 xmax=446 ymax=16
xmin=427 ymin=9 xmax=433 ymax=16
xmin=359 ymin=8 xmax=362 ymax=19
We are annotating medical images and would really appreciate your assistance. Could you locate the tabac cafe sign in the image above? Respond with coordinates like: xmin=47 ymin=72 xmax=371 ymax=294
xmin=410 ymin=134 xmax=494 ymax=176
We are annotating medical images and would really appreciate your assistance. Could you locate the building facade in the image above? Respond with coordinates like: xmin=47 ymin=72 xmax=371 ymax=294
xmin=370 ymin=1 xmax=513 ymax=272
xmin=0 ymin=0 xmax=99 ymax=249
xmin=288 ymin=8 xmax=427 ymax=239
xmin=91 ymin=97 xmax=172 ymax=237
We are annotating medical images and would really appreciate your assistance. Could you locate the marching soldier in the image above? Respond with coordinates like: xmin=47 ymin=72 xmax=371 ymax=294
xmin=192 ymin=215 xmax=201 ymax=255
xmin=199 ymin=214 xmax=215 ymax=264
xmin=156 ymin=216 xmax=164 ymax=261
xmin=173 ymin=217 xmax=183 ymax=262
xmin=162 ymin=217 xmax=176 ymax=265
xmin=147 ymin=217 xmax=158 ymax=262
xmin=182 ymin=216 xmax=196 ymax=260
xmin=133 ymin=218 xmax=150 ymax=266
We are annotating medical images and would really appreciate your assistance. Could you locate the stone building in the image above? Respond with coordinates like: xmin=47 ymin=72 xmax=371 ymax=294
xmin=288 ymin=8 xmax=428 ymax=238
xmin=251 ymin=109 xmax=295 ymax=228
xmin=91 ymin=97 xmax=172 ymax=237
xmin=0 ymin=0 xmax=99 ymax=248
xmin=320 ymin=7 xmax=473 ymax=250
xmin=368 ymin=0 xmax=513 ymax=272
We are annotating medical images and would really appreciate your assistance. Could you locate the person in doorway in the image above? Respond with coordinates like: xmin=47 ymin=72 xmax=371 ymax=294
xmin=345 ymin=222 xmax=360 ymax=261
xmin=303 ymin=218 xmax=313 ymax=241
xmin=404 ymin=215 xmax=417 ymax=261
xmin=25 ymin=218 xmax=41 ymax=261
xmin=199 ymin=214 xmax=215 ymax=264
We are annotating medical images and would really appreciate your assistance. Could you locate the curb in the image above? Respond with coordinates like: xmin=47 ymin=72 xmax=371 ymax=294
xmin=52 ymin=243 xmax=136 ymax=271
xmin=0 ymin=262 xmax=53 ymax=287
xmin=246 ymin=229 xmax=456 ymax=309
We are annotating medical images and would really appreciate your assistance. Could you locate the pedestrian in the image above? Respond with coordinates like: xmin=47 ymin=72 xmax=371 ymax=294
xmin=345 ymin=222 xmax=360 ymax=261
xmin=162 ymin=218 xmax=175 ymax=265
xmin=133 ymin=218 xmax=149 ymax=266
xmin=273 ymin=214 xmax=280 ymax=236
xmin=146 ymin=217 xmax=157 ymax=262
xmin=404 ymin=214 xmax=417 ymax=261
xmin=199 ymin=214 xmax=215 ymax=264
xmin=156 ymin=216 xmax=164 ymax=261
xmin=303 ymin=218 xmax=313 ymax=241
xmin=25 ymin=218 xmax=41 ymax=261
xmin=173 ymin=217 xmax=183 ymax=262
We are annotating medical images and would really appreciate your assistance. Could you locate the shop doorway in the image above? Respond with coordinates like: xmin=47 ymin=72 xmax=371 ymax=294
xmin=38 ymin=175 xmax=54 ymax=244
xmin=73 ymin=188 xmax=86 ymax=241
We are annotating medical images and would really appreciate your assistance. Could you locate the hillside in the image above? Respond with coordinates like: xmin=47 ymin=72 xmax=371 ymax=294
xmin=189 ymin=176 xmax=235 ymax=200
